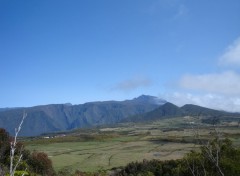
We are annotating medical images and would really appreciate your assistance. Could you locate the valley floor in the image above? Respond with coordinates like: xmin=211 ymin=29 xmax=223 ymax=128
xmin=25 ymin=117 xmax=240 ymax=172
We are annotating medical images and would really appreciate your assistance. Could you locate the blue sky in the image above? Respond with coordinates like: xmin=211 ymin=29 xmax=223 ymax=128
xmin=1 ymin=0 xmax=240 ymax=111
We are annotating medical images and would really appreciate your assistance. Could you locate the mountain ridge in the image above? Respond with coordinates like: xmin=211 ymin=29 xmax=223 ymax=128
xmin=1 ymin=95 xmax=239 ymax=136
xmin=0 ymin=95 xmax=164 ymax=136
xmin=123 ymin=102 xmax=240 ymax=123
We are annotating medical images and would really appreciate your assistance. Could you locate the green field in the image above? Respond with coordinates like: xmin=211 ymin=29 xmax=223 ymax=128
xmin=25 ymin=117 xmax=240 ymax=173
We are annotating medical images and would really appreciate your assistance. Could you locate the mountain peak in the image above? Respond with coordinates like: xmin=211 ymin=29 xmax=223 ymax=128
xmin=132 ymin=95 xmax=167 ymax=105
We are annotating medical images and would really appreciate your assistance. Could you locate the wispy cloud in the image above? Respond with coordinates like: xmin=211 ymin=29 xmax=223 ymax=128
xmin=179 ymin=71 xmax=240 ymax=95
xmin=219 ymin=37 xmax=240 ymax=66
xmin=112 ymin=76 xmax=152 ymax=92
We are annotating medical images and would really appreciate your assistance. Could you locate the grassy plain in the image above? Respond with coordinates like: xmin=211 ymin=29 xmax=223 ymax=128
xmin=25 ymin=116 xmax=240 ymax=173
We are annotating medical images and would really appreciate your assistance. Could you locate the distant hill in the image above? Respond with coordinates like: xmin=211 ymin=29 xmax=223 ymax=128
xmin=181 ymin=104 xmax=235 ymax=117
xmin=124 ymin=102 xmax=240 ymax=123
xmin=123 ymin=103 xmax=184 ymax=122
xmin=0 ymin=95 xmax=166 ymax=136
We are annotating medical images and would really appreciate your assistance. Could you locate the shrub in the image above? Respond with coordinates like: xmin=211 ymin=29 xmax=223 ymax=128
xmin=28 ymin=151 xmax=55 ymax=176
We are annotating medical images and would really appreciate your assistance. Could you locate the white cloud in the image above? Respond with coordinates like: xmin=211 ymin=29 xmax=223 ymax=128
xmin=179 ymin=71 xmax=240 ymax=95
xmin=219 ymin=37 xmax=240 ymax=66
xmin=112 ymin=77 xmax=152 ymax=92
xmin=162 ymin=92 xmax=240 ymax=112
xmin=170 ymin=37 xmax=240 ymax=112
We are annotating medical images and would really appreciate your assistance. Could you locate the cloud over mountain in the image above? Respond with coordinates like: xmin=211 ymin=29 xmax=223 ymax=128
xmin=163 ymin=92 xmax=240 ymax=112
xmin=179 ymin=71 xmax=240 ymax=95
xmin=170 ymin=36 xmax=240 ymax=112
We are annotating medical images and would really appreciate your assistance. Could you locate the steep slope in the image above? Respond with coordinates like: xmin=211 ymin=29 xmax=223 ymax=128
xmin=124 ymin=103 xmax=240 ymax=123
xmin=0 ymin=95 xmax=164 ymax=136
xmin=180 ymin=104 xmax=238 ymax=117
xmin=123 ymin=102 xmax=184 ymax=122
xmin=0 ymin=104 xmax=72 ymax=136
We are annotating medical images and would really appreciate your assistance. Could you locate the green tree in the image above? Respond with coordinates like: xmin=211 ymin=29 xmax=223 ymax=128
xmin=0 ymin=127 xmax=55 ymax=176
xmin=182 ymin=138 xmax=240 ymax=176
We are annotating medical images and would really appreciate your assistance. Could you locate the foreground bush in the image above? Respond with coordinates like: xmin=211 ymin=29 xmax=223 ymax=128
xmin=0 ymin=128 xmax=55 ymax=176
xmin=112 ymin=159 xmax=180 ymax=176
xmin=180 ymin=138 xmax=240 ymax=176
xmin=113 ymin=138 xmax=240 ymax=176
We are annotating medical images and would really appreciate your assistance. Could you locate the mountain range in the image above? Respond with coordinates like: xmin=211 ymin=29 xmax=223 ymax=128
xmin=123 ymin=102 xmax=240 ymax=122
xmin=0 ymin=95 xmax=239 ymax=136
xmin=0 ymin=95 xmax=165 ymax=136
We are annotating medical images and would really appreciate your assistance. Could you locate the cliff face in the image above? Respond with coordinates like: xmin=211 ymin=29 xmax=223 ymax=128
xmin=0 ymin=95 xmax=164 ymax=136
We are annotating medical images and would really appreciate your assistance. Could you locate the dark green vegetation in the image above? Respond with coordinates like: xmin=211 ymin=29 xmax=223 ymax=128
xmin=0 ymin=129 xmax=55 ymax=176
xmin=0 ymin=95 xmax=165 ymax=136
